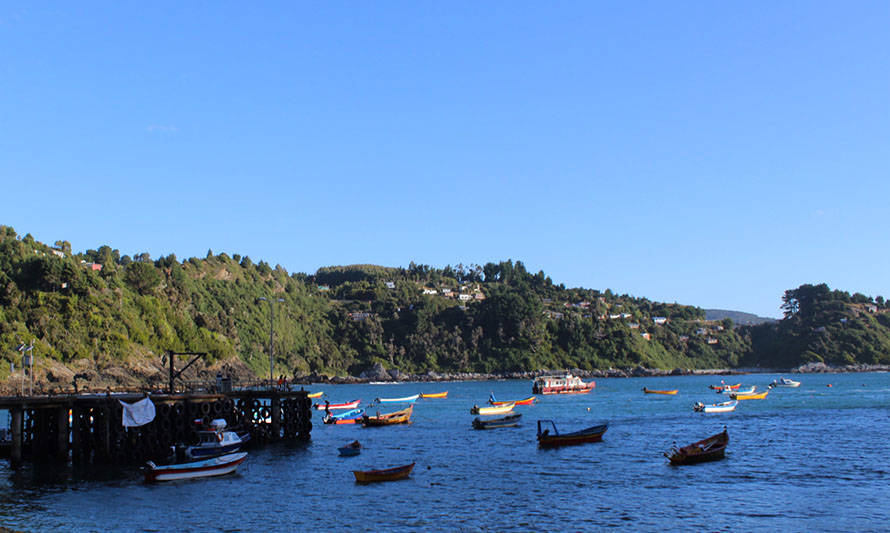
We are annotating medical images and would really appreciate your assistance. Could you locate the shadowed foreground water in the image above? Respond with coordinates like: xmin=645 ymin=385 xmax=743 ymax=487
xmin=2 ymin=372 xmax=889 ymax=531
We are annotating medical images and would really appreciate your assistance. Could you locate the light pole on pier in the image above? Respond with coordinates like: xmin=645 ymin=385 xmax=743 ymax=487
xmin=257 ymin=297 xmax=285 ymax=389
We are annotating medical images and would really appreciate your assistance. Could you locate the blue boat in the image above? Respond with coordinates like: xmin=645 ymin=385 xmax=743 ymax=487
xmin=338 ymin=440 xmax=362 ymax=457
xmin=324 ymin=408 xmax=364 ymax=424
xmin=374 ymin=394 xmax=420 ymax=404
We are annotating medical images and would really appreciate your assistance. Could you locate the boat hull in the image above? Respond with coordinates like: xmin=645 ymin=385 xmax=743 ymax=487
xmin=361 ymin=405 xmax=413 ymax=427
xmin=694 ymin=400 xmax=738 ymax=413
xmin=353 ymin=463 xmax=415 ymax=483
xmin=144 ymin=452 xmax=247 ymax=482
xmin=537 ymin=421 xmax=608 ymax=448
xmin=643 ymin=388 xmax=678 ymax=395
xmin=420 ymin=392 xmax=448 ymax=399
xmin=471 ymin=403 xmax=514 ymax=415
xmin=731 ymin=391 xmax=768 ymax=400
xmin=490 ymin=396 xmax=536 ymax=406
xmin=472 ymin=413 xmax=522 ymax=429
xmin=375 ymin=394 xmax=420 ymax=404
xmin=667 ymin=430 xmax=729 ymax=465
xmin=314 ymin=400 xmax=361 ymax=411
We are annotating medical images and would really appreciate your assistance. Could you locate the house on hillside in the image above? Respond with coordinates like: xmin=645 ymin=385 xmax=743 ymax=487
xmin=349 ymin=312 xmax=373 ymax=321
xmin=641 ymin=333 xmax=651 ymax=340
xmin=458 ymin=293 xmax=472 ymax=302
xmin=50 ymin=249 xmax=65 ymax=258
xmin=706 ymin=337 xmax=718 ymax=345
xmin=653 ymin=317 xmax=667 ymax=325
xmin=628 ymin=323 xmax=640 ymax=329
xmin=422 ymin=288 xmax=437 ymax=295
xmin=81 ymin=261 xmax=103 ymax=271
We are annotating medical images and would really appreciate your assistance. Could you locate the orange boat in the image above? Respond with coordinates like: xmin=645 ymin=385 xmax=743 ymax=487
xmin=532 ymin=374 xmax=594 ymax=395
xmin=643 ymin=388 xmax=678 ymax=395
xmin=665 ymin=428 xmax=729 ymax=465
xmin=361 ymin=405 xmax=413 ymax=427
xmin=709 ymin=383 xmax=740 ymax=390
xmin=420 ymin=392 xmax=448 ymax=399
xmin=353 ymin=463 xmax=415 ymax=483
xmin=489 ymin=396 xmax=536 ymax=406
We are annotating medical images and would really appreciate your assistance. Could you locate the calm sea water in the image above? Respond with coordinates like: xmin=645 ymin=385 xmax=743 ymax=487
xmin=1 ymin=372 xmax=889 ymax=532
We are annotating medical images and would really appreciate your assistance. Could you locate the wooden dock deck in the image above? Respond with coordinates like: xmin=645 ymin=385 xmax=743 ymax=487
xmin=0 ymin=389 xmax=312 ymax=466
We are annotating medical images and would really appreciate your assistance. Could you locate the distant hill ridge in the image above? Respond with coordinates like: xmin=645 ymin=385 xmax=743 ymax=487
xmin=705 ymin=309 xmax=777 ymax=326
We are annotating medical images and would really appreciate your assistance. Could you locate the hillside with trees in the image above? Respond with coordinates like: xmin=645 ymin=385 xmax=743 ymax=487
xmin=0 ymin=226 xmax=887 ymax=390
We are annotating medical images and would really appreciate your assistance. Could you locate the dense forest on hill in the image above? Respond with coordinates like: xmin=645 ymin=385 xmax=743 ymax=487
xmin=0 ymin=226 xmax=888 ymax=389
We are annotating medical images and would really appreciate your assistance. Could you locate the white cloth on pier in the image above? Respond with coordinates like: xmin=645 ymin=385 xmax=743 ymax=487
xmin=120 ymin=397 xmax=156 ymax=427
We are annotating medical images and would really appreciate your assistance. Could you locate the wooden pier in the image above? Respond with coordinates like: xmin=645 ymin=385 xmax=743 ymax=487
xmin=0 ymin=389 xmax=312 ymax=466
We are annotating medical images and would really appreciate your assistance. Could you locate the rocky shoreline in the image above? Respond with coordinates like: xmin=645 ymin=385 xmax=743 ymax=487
xmin=291 ymin=361 xmax=890 ymax=385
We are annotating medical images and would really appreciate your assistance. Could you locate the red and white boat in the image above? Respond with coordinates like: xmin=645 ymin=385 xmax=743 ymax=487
xmin=532 ymin=374 xmax=594 ymax=395
xmin=143 ymin=452 xmax=247 ymax=482
xmin=313 ymin=399 xmax=361 ymax=411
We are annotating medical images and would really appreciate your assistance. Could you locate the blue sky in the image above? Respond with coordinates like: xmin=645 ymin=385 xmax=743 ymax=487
xmin=2 ymin=2 xmax=888 ymax=318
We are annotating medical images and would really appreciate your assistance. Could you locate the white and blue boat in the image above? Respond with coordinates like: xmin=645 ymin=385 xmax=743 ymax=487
xmin=374 ymin=394 xmax=420 ymax=404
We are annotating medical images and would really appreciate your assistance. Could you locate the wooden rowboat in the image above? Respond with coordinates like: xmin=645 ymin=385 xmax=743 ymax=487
xmin=314 ymin=399 xmax=361 ymax=411
xmin=643 ymin=388 xmax=678 ymax=395
xmin=338 ymin=440 xmax=362 ymax=457
xmin=307 ymin=391 xmax=324 ymax=399
xmin=666 ymin=428 xmax=728 ymax=465
xmin=489 ymin=396 xmax=536 ymax=406
xmin=353 ymin=463 xmax=415 ymax=483
xmin=361 ymin=405 xmax=413 ymax=427
xmin=323 ymin=408 xmax=364 ymax=424
xmin=731 ymin=390 xmax=768 ymax=400
xmin=720 ymin=386 xmax=755 ymax=395
xmin=693 ymin=400 xmax=738 ymax=413
xmin=420 ymin=392 xmax=448 ymax=399
xmin=375 ymin=394 xmax=420 ymax=404
xmin=472 ymin=413 xmax=521 ymax=430
xmin=537 ymin=420 xmax=608 ymax=448
xmin=143 ymin=452 xmax=247 ymax=482
xmin=709 ymin=383 xmax=741 ymax=390
xmin=470 ymin=403 xmax=514 ymax=415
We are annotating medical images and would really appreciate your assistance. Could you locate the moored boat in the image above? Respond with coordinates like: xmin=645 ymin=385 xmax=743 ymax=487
xmin=314 ymin=399 xmax=362 ymax=411
xmin=643 ymin=387 xmax=678 ymax=395
xmin=338 ymin=440 xmax=362 ymax=457
xmin=665 ymin=428 xmax=728 ymax=465
xmin=536 ymin=420 xmax=608 ymax=448
xmin=488 ymin=395 xmax=536 ymax=406
xmin=709 ymin=382 xmax=741 ymax=390
xmin=143 ymin=452 xmax=247 ymax=482
xmin=770 ymin=377 xmax=801 ymax=388
xmin=374 ymin=394 xmax=420 ymax=404
xmin=353 ymin=462 xmax=415 ymax=483
xmin=420 ymin=392 xmax=448 ymax=399
xmin=693 ymin=400 xmax=738 ymax=413
xmin=719 ymin=386 xmax=755 ymax=395
xmin=470 ymin=403 xmax=514 ymax=415
xmin=731 ymin=390 xmax=768 ymax=400
xmin=323 ymin=408 xmax=364 ymax=424
xmin=307 ymin=391 xmax=324 ymax=399
xmin=182 ymin=419 xmax=246 ymax=460
xmin=472 ymin=413 xmax=522 ymax=430
xmin=361 ymin=405 xmax=413 ymax=426
xmin=532 ymin=373 xmax=594 ymax=395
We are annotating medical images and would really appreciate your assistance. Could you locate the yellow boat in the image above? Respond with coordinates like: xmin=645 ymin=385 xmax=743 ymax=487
xmin=731 ymin=390 xmax=769 ymax=400
xmin=470 ymin=402 xmax=515 ymax=415
xmin=361 ymin=405 xmax=413 ymax=426
xmin=643 ymin=388 xmax=678 ymax=395
xmin=420 ymin=392 xmax=448 ymax=399
xmin=307 ymin=391 xmax=323 ymax=399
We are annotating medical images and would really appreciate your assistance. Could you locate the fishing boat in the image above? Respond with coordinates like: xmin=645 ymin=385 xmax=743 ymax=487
xmin=665 ymin=428 xmax=729 ymax=465
xmin=470 ymin=403 xmax=515 ymax=415
xmin=693 ymin=400 xmax=738 ymax=413
xmin=770 ymin=377 xmax=801 ymax=388
xmin=307 ymin=391 xmax=324 ymax=399
xmin=143 ymin=452 xmax=247 ymax=482
xmin=488 ymin=395 xmax=536 ymax=406
xmin=182 ymin=420 xmax=247 ymax=459
xmin=374 ymin=394 xmax=420 ymax=404
xmin=313 ymin=399 xmax=362 ymax=411
xmin=472 ymin=413 xmax=521 ymax=430
xmin=719 ymin=386 xmax=755 ymax=395
xmin=338 ymin=440 xmax=362 ymax=457
xmin=361 ymin=405 xmax=413 ymax=427
xmin=731 ymin=389 xmax=769 ymax=400
xmin=420 ymin=392 xmax=448 ymax=399
xmin=643 ymin=388 xmax=678 ymax=395
xmin=532 ymin=373 xmax=594 ymax=395
xmin=709 ymin=382 xmax=741 ymax=390
xmin=323 ymin=408 xmax=364 ymax=424
xmin=353 ymin=463 xmax=415 ymax=483
xmin=536 ymin=420 xmax=608 ymax=448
